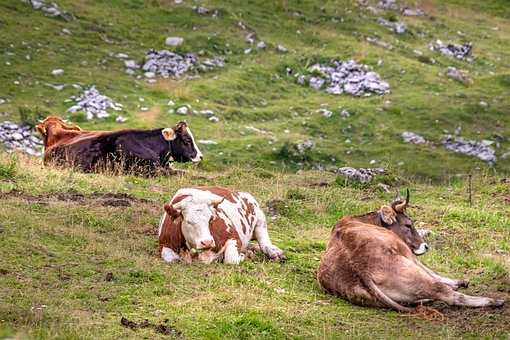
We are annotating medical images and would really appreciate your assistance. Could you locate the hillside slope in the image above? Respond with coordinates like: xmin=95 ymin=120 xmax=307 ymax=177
xmin=0 ymin=0 xmax=509 ymax=179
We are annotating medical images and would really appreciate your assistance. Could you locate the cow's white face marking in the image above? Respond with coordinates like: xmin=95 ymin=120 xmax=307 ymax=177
xmin=178 ymin=201 xmax=215 ymax=250
xmin=186 ymin=127 xmax=203 ymax=163
xmin=413 ymin=242 xmax=429 ymax=255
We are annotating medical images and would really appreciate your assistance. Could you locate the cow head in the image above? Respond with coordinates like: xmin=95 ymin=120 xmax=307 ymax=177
xmin=378 ymin=189 xmax=428 ymax=255
xmin=164 ymin=196 xmax=223 ymax=251
xmin=161 ymin=121 xmax=203 ymax=163
xmin=36 ymin=116 xmax=82 ymax=148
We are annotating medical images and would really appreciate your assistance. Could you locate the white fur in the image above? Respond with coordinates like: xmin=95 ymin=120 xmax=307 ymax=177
xmin=186 ymin=127 xmax=203 ymax=163
xmin=223 ymin=239 xmax=244 ymax=265
xmin=414 ymin=242 xmax=429 ymax=255
xmin=161 ymin=247 xmax=180 ymax=263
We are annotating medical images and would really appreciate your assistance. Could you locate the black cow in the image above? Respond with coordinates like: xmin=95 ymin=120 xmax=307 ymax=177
xmin=36 ymin=116 xmax=203 ymax=175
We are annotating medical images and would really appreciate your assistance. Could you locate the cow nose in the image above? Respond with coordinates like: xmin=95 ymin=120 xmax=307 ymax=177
xmin=424 ymin=243 xmax=429 ymax=250
xmin=199 ymin=239 xmax=215 ymax=249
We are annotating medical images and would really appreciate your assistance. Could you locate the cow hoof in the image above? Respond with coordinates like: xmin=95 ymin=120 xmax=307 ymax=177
xmin=458 ymin=280 xmax=469 ymax=289
xmin=264 ymin=245 xmax=286 ymax=262
xmin=493 ymin=299 xmax=505 ymax=307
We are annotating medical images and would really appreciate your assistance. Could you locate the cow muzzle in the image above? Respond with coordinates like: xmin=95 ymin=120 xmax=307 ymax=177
xmin=195 ymin=239 xmax=215 ymax=250
xmin=413 ymin=242 xmax=429 ymax=255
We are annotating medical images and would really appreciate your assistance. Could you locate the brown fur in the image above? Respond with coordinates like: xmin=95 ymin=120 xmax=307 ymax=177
xmin=318 ymin=206 xmax=504 ymax=311
xmin=195 ymin=186 xmax=239 ymax=203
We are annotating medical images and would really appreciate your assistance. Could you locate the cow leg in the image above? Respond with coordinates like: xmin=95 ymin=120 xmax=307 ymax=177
xmin=430 ymin=282 xmax=504 ymax=308
xmin=161 ymin=247 xmax=180 ymax=263
xmin=223 ymin=239 xmax=245 ymax=265
xmin=253 ymin=219 xmax=285 ymax=261
xmin=414 ymin=260 xmax=468 ymax=290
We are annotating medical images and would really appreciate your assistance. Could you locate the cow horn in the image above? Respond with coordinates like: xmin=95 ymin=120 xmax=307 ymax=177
xmin=394 ymin=189 xmax=410 ymax=212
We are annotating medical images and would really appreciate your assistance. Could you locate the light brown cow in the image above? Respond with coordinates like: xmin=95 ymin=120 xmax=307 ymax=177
xmin=318 ymin=191 xmax=504 ymax=311
xmin=158 ymin=186 xmax=285 ymax=264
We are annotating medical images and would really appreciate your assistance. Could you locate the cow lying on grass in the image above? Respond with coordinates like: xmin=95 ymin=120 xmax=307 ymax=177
xmin=318 ymin=190 xmax=504 ymax=311
xmin=36 ymin=116 xmax=202 ymax=175
xmin=158 ymin=187 xmax=285 ymax=264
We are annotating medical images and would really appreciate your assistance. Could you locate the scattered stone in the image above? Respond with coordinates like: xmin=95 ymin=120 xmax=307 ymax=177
xmin=442 ymin=135 xmax=496 ymax=164
xmin=208 ymin=116 xmax=219 ymax=123
xmin=479 ymin=101 xmax=488 ymax=108
xmin=294 ymin=140 xmax=315 ymax=155
xmin=198 ymin=110 xmax=214 ymax=117
xmin=336 ymin=167 xmax=385 ymax=183
xmin=198 ymin=140 xmax=217 ymax=145
xmin=51 ymin=69 xmax=64 ymax=76
xmin=116 ymin=53 xmax=129 ymax=59
xmin=244 ymin=48 xmax=252 ymax=55
xmin=176 ymin=106 xmax=189 ymax=115
xmin=401 ymin=7 xmax=425 ymax=16
xmin=124 ymin=60 xmax=140 ymax=69
xmin=377 ymin=183 xmax=391 ymax=193
xmin=446 ymin=67 xmax=470 ymax=84
xmin=318 ymin=108 xmax=333 ymax=118
xmin=165 ymin=37 xmax=184 ymax=46
xmin=45 ymin=83 xmax=65 ymax=91
xmin=276 ymin=44 xmax=288 ymax=53
xmin=256 ymin=41 xmax=267 ymax=49
xmin=297 ymin=60 xmax=390 ymax=96
xmin=501 ymin=151 xmax=510 ymax=160
xmin=340 ymin=109 xmax=351 ymax=118
xmin=401 ymin=131 xmax=426 ymax=144
xmin=199 ymin=56 xmax=225 ymax=70
xmin=377 ymin=18 xmax=407 ymax=34
xmin=192 ymin=6 xmax=209 ymax=14
xmin=366 ymin=37 xmax=393 ymax=50
xmin=377 ymin=0 xmax=398 ymax=10
xmin=144 ymin=72 xmax=156 ymax=78
xmin=61 ymin=28 xmax=71 ymax=35
xmin=141 ymin=50 xmax=197 ymax=78
xmin=0 ymin=99 xmax=5 ymax=105
xmin=115 ymin=115 xmax=127 ymax=123
xmin=167 ymin=100 xmax=175 ymax=106
xmin=430 ymin=40 xmax=473 ymax=61
xmin=0 ymin=121 xmax=43 ymax=156
xmin=23 ymin=0 xmax=73 ymax=20
xmin=67 ymin=86 xmax=123 ymax=120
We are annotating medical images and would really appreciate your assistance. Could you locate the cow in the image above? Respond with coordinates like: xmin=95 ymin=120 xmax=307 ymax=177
xmin=35 ymin=116 xmax=202 ymax=174
xmin=317 ymin=190 xmax=504 ymax=312
xmin=158 ymin=186 xmax=285 ymax=264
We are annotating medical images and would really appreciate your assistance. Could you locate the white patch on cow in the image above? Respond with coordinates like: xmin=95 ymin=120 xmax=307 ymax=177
xmin=161 ymin=247 xmax=180 ymax=263
xmin=186 ymin=127 xmax=203 ymax=163
xmin=158 ymin=212 xmax=167 ymax=237
xmin=414 ymin=242 xmax=429 ymax=255
xmin=223 ymin=239 xmax=243 ymax=265
xmin=162 ymin=128 xmax=176 ymax=141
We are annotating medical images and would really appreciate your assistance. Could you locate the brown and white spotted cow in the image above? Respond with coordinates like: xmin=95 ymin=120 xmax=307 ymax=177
xmin=158 ymin=187 xmax=285 ymax=264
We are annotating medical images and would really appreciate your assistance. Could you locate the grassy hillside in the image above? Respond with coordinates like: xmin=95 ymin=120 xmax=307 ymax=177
xmin=0 ymin=0 xmax=509 ymax=178
xmin=0 ymin=154 xmax=509 ymax=339
xmin=1 ymin=0 xmax=509 ymax=339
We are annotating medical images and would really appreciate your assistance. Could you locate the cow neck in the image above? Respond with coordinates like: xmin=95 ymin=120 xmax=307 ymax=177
xmin=164 ymin=138 xmax=175 ymax=163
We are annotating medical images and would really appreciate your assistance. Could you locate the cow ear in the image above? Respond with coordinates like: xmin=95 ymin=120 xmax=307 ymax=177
xmin=36 ymin=123 xmax=46 ymax=136
xmin=162 ymin=128 xmax=176 ymax=141
xmin=164 ymin=203 xmax=180 ymax=218
xmin=379 ymin=205 xmax=397 ymax=225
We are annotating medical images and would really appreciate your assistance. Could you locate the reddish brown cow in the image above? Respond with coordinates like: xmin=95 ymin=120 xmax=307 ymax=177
xmin=318 ymin=191 xmax=504 ymax=311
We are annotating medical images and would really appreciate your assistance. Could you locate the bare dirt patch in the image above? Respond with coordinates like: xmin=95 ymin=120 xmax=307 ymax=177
xmin=0 ymin=190 xmax=153 ymax=208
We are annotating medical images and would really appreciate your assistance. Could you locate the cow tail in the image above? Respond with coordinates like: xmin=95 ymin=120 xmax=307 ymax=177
xmin=361 ymin=275 xmax=414 ymax=313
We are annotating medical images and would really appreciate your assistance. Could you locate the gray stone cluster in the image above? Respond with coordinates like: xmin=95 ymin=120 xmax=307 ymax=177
xmin=430 ymin=40 xmax=473 ymax=60
xmin=336 ymin=167 xmax=385 ymax=183
xmin=296 ymin=60 xmax=390 ymax=96
xmin=142 ymin=50 xmax=197 ymax=78
xmin=377 ymin=0 xmax=425 ymax=16
xmin=192 ymin=5 xmax=219 ymax=17
xmin=377 ymin=18 xmax=407 ymax=34
xmin=294 ymin=140 xmax=315 ymax=155
xmin=124 ymin=50 xmax=224 ymax=79
xmin=442 ymin=135 xmax=496 ymax=164
xmin=446 ymin=67 xmax=470 ymax=84
xmin=401 ymin=131 xmax=426 ymax=144
xmin=67 ymin=86 xmax=123 ymax=120
xmin=23 ymin=0 xmax=73 ymax=20
xmin=0 ymin=121 xmax=43 ymax=156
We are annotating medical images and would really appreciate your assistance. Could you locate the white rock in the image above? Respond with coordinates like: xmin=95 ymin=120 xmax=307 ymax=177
xmin=116 ymin=115 xmax=127 ymax=123
xmin=198 ymin=140 xmax=217 ymax=145
xmin=165 ymin=37 xmax=184 ymax=46
xmin=209 ymin=116 xmax=219 ymax=123
xmin=257 ymin=41 xmax=267 ymax=49
xmin=116 ymin=53 xmax=129 ymax=59
xmin=276 ymin=44 xmax=288 ymax=53
xmin=51 ymin=69 xmax=64 ymax=76
xmin=124 ymin=60 xmax=139 ymax=69
xmin=144 ymin=72 xmax=156 ymax=78
xmin=176 ymin=106 xmax=189 ymax=115
xmin=167 ymin=100 xmax=175 ymax=106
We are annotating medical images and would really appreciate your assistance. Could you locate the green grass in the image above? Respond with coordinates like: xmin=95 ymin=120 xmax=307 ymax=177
xmin=1 ymin=0 xmax=510 ymax=338
xmin=0 ymin=0 xmax=509 ymax=179
xmin=0 ymin=154 xmax=509 ymax=339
